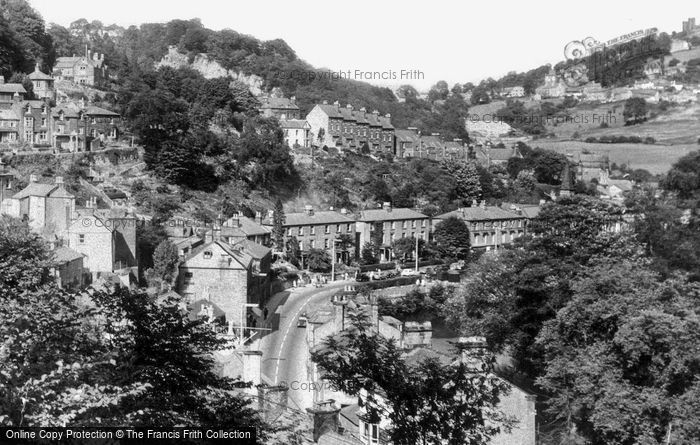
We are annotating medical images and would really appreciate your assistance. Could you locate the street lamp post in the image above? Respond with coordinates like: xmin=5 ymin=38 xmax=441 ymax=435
xmin=415 ymin=234 xmax=419 ymax=273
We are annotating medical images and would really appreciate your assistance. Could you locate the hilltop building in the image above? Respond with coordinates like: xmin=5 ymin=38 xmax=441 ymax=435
xmin=279 ymin=119 xmax=311 ymax=148
xmin=306 ymin=101 xmax=395 ymax=154
xmin=53 ymin=49 xmax=108 ymax=86
xmin=682 ymin=17 xmax=700 ymax=37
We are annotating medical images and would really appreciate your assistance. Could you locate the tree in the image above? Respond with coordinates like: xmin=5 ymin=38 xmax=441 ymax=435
xmin=152 ymin=239 xmax=180 ymax=285
xmin=442 ymin=160 xmax=482 ymax=206
xmin=361 ymin=241 xmax=380 ymax=265
xmin=432 ymin=216 xmax=471 ymax=261
xmin=271 ymin=199 xmax=285 ymax=250
xmin=285 ymin=236 xmax=301 ymax=268
xmin=536 ymin=261 xmax=700 ymax=443
xmin=0 ymin=216 xmax=52 ymax=295
xmin=662 ymin=150 xmax=700 ymax=200
xmin=306 ymin=248 xmax=331 ymax=272
xmin=391 ymin=237 xmax=421 ymax=261
xmin=623 ymin=97 xmax=648 ymax=125
xmin=311 ymin=310 xmax=511 ymax=445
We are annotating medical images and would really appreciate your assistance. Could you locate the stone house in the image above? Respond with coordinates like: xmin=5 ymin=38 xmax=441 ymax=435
xmin=280 ymin=119 xmax=311 ymax=148
xmin=83 ymin=106 xmax=121 ymax=147
xmin=259 ymin=96 xmax=300 ymax=119
xmin=434 ymin=202 xmax=528 ymax=251
xmin=8 ymin=175 xmax=75 ymax=237
xmin=0 ymin=100 xmax=53 ymax=147
xmin=28 ymin=64 xmax=55 ymax=101
xmin=0 ymin=77 xmax=27 ymax=105
xmin=502 ymin=86 xmax=525 ymax=97
xmin=51 ymin=246 xmax=85 ymax=290
xmin=356 ymin=203 xmax=430 ymax=262
xmin=177 ymin=240 xmax=261 ymax=329
xmin=474 ymin=146 xmax=523 ymax=168
xmin=51 ymin=105 xmax=85 ymax=151
xmin=263 ymin=206 xmax=356 ymax=263
xmin=306 ymin=101 xmax=394 ymax=153
xmin=53 ymin=50 xmax=107 ymax=86
xmin=67 ymin=210 xmax=116 ymax=276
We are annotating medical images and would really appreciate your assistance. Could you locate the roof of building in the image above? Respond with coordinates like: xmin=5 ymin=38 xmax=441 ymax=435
xmin=28 ymin=65 xmax=53 ymax=81
xmin=12 ymin=182 xmax=59 ymax=199
xmin=318 ymin=431 xmax=363 ymax=445
xmin=500 ymin=203 xmax=542 ymax=219
xmin=0 ymin=83 xmax=27 ymax=94
xmin=279 ymin=119 xmax=310 ymax=129
xmin=83 ymin=106 xmax=120 ymax=117
xmin=260 ymin=97 xmax=299 ymax=110
xmin=358 ymin=207 xmax=427 ymax=222
xmin=403 ymin=346 xmax=455 ymax=368
xmin=436 ymin=206 xmax=523 ymax=222
xmin=607 ymin=179 xmax=634 ymax=192
xmin=394 ymin=129 xmax=420 ymax=143
xmin=52 ymin=106 xmax=81 ymax=118
xmin=0 ymin=108 xmax=19 ymax=120
xmin=476 ymin=147 xmax=520 ymax=162
xmin=234 ymin=239 xmax=272 ymax=260
xmin=283 ymin=210 xmax=355 ymax=226
xmin=182 ymin=240 xmax=253 ymax=269
xmin=223 ymin=215 xmax=270 ymax=236
xmin=53 ymin=246 xmax=84 ymax=264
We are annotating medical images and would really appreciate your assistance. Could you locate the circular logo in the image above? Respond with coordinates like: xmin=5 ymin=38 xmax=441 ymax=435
xmin=563 ymin=63 xmax=589 ymax=87
xmin=564 ymin=41 xmax=587 ymax=60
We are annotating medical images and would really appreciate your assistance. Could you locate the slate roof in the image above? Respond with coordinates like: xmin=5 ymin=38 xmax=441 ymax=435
xmin=500 ymin=203 xmax=542 ymax=219
xmin=260 ymin=97 xmax=299 ymax=110
xmin=283 ymin=210 xmax=355 ymax=226
xmin=53 ymin=246 xmax=84 ymax=264
xmin=394 ymin=130 xmax=420 ymax=144
xmin=28 ymin=66 xmax=53 ymax=81
xmin=436 ymin=206 xmax=523 ymax=222
xmin=52 ymin=106 xmax=81 ymax=118
xmin=223 ymin=215 xmax=270 ymax=236
xmin=358 ymin=208 xmax=427 ymax=222
xmin=403 ymin=347 xmax=454 ymax=368
xmin=182 ymin=240 xmax=253 ymax=269
xmin=12 ymin=183 xmax=58 ymax=199
xmin=83 ymin=106 xmax=120 ymax=117
xmin=233 ymin=239 xmax=272 ymax=260
xmin=0 ymin=84 xmax=27 ymax=94
xmin=279 ymin=119 xmax=310 ymax=129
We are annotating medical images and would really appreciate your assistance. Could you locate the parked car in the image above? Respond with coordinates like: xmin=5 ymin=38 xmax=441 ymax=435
xmin=356 ymin=273 xmax=370 ymax=282
xmin=401 ymin=268 xmax=419 ymax=276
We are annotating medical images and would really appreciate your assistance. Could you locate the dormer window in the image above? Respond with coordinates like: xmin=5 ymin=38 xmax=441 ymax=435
xmin=203 ymin=251 xmax=213 ymax=259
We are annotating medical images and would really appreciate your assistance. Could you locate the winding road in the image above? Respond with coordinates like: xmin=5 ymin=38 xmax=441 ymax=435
xmin=259 ymin=282 xmax=349 ymax=411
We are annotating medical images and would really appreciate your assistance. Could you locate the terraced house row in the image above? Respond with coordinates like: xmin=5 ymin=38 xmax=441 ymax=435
xmin=305 ymin=101 xmax=395 ymax=153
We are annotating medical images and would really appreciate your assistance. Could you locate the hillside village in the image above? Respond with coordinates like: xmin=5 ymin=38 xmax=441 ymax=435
xmin=1 ymin=2 xmax=700 ymax=445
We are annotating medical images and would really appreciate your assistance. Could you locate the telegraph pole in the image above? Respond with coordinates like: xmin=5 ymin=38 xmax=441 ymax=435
xmin=414 ymin=234 xmax=419 ymax=273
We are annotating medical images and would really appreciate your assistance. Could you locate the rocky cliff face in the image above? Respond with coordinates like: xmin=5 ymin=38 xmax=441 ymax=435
xmin=156 ymin=46 xmax=264 ymax=95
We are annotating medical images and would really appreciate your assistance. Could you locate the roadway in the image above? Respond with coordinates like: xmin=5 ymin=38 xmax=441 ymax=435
xmin=259 ymin=281 xmax=349 ymax=411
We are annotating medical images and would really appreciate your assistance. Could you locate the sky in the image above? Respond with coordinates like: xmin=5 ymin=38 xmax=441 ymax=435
xmin=30 ymin=0 xmax=700 ymax=90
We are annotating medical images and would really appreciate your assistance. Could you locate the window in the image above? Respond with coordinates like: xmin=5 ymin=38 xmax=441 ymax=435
xmin=347 ymin=224 xmax=351 ymax=232
xmin=287 ymin=228 xmax=292 ymax=236
xmin=336 ymin=224 xmax=341 ymax=233
xmin=310 ymin=226 xmax=315 ymax=235
xmin=391 ymin=221 xmax=396 ymax=230
xmin=203 ymin=251 xmax=213 ymax=259
xmin=57 ymin=125 xmax=64 ymax=134
xmin=402 ymin=221 xmax=407 ymax=229
xmin=324 ymin=225 xmax=330 ymax=234
xmin=78 ymin=234 xmax=85 ymax=244
xmin=309 ymin=240 xmax=315 ymax=249
xmin=324 ymin=239 xmax=329 ymax=249
xmin=91 ymin=117 xmax=96 ymax=124
xmin=41 ymin=118 xmax=47 ymax=127
xmin=422 ymin=220 xmax=427 ymax=227
xmin=298 ymin=227 xmax=304 ymax=236
xmin=412 ymin=220 xmax=417 ymax=228
xmin=109 ymin=128 xmax=117 ymax=138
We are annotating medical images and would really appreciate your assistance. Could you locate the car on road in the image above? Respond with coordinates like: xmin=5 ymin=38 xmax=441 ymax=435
xmin=297 ymin=312 xmax=308 ymax=328
xmin=400 ymin=268 xmax=419 ymax=276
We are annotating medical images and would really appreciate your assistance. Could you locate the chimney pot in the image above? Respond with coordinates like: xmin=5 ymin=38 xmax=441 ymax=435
xmin=29 ymin=174 xmax=38 ymax=183
xmin=340 ymin=208 xmax=347 ymax=215
xmin=471 ymin=199 xmax=477 ymax=207
xmin=55 ymin=176 xmax=64 ymax=186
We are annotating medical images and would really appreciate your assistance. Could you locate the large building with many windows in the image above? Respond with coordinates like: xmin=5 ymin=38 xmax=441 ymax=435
xmin=263 ymin=206 xmax=356 ymax=263
xmin=356 ymin=203 xmax=430 ymax=262
xmin=306 ymin=101 xmax=394 ymax=153
xmin=434 ymin=201 xmax=528 ymax=251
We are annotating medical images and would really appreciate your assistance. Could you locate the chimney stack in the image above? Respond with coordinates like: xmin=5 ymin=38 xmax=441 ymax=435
xmin=255 ymin=211 xmax=262 ymax=225
xmin=346 ymin=104 xmax=353 ymax=111
xmin=54 ymin=176 xmax=64 ymax=186
xmin=0 ymin=77 xmax=4 ymax=85
xmin=471 ymin=199 xmax=477 ymax=207
xmin=29 ymin=174 xmax=38 ymax=183
xmin=322 ymin=100 xmax=328 ymax=105
xmin=306 ymin=400 xmax=341 ymax=443
xmin=382 ymin=202 xmax=392 ymax=212
xmin=333 ymin=101 xmax=340 ymax=110
xmin=340 ymin=208 xmax=347 ymax=215
xmin=457 ymin=336 xmax=489 ymax=373
xmin=304 ymin=205 xmax=314 ymax=216
xmin=480 ymin=200 xmax=486 ymax=209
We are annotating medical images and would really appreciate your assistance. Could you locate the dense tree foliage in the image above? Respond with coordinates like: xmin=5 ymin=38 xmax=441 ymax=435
xmin=311 ymin=310 xmax=511 ymax=445
xmin=0 ymin=218 xmax=265 ymax=437
xmin=433 ymin=216 xmax=471 ymax=262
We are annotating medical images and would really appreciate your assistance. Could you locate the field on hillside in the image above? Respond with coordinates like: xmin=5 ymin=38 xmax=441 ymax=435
xmin=533 ymin=140 xmax=698 ymax=174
